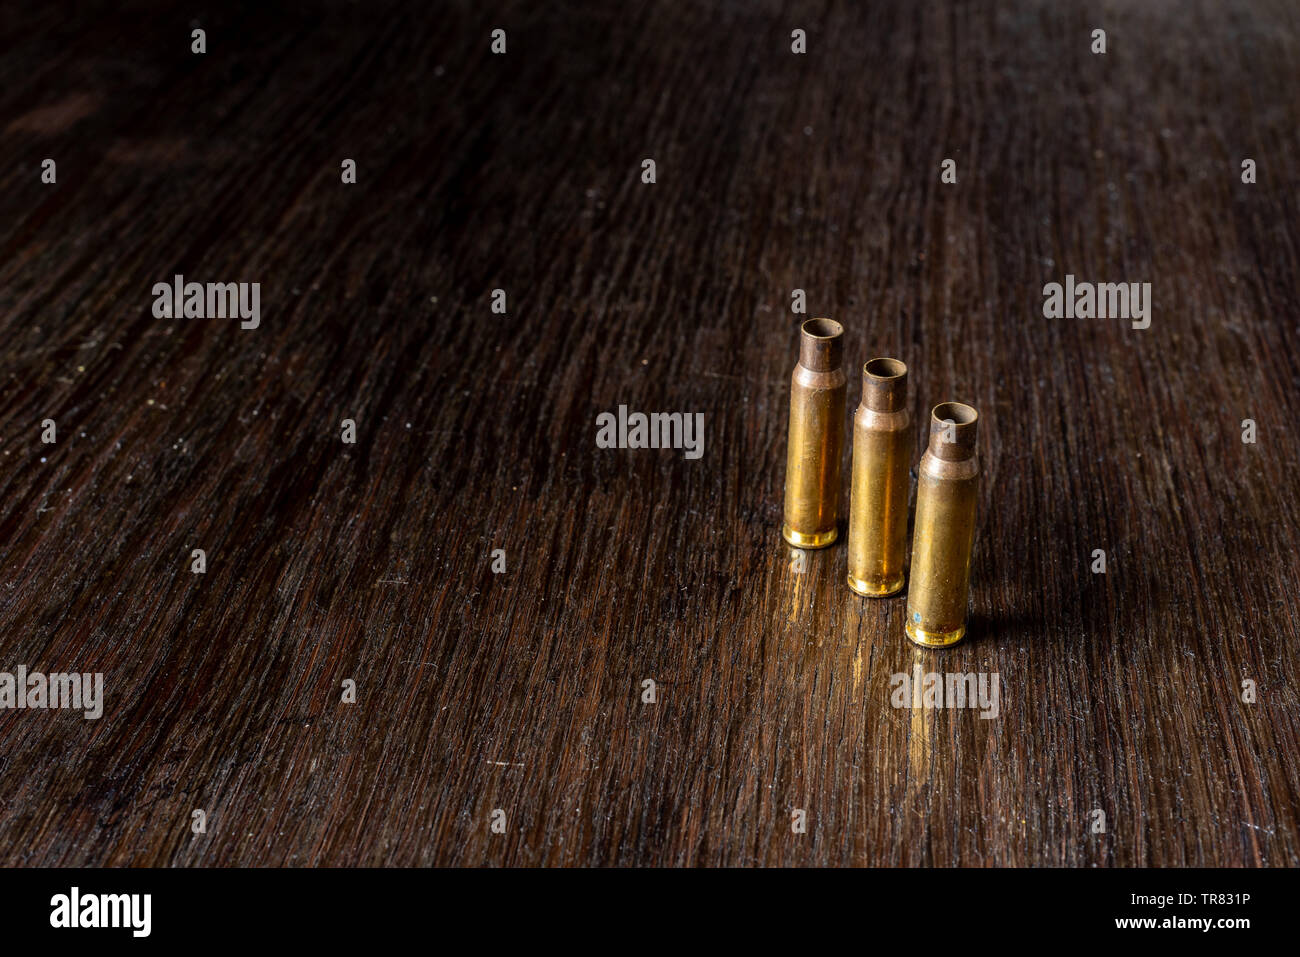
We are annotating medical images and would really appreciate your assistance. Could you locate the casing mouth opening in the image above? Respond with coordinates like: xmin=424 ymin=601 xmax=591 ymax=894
xmin=802 ymin=318 xmax=843 ymax=339
xmin=865 ymin=357 xmax=906 ymax=380
xmin=932 ymin=401 xmax=978 ymax=426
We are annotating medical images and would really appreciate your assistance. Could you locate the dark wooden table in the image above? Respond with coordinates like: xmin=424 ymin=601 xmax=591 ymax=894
xmin=1 ymin=0 xmax=1297 ymax=867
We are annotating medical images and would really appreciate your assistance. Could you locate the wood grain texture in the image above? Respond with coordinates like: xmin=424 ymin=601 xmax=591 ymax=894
xmin=0 ymin=0 xmax=1298 ymax=867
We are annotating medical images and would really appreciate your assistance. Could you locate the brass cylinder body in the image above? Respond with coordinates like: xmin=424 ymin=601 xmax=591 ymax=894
xmin=847 ymin=358 xmax=912 ymax=596
xmin=906 ymin=402 xmax=980 ymax=647
xmin=781 ymin=318 xmax=845 ymax=548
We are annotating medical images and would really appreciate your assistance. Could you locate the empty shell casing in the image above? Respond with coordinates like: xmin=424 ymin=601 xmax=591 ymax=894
xmin=906 ymin=402 xmax=980 ymax=647
xmin=847 ymin=358 xmax=912 ymax=596
xmin=781 ymin=318 xmax=845 ymax=548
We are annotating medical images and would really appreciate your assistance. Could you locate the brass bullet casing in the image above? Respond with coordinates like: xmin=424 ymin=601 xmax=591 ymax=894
xmin=847 ymin=358 xmax=912 ymax=596
xmin=906 ymin=402 xmax=980 ymax=647
xmin=781 ymin=318 xmax=846 ymax=548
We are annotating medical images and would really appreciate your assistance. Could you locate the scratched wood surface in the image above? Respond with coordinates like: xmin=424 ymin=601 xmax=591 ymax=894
xmin=0 ymin=0 xmax=1297 ymax=867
